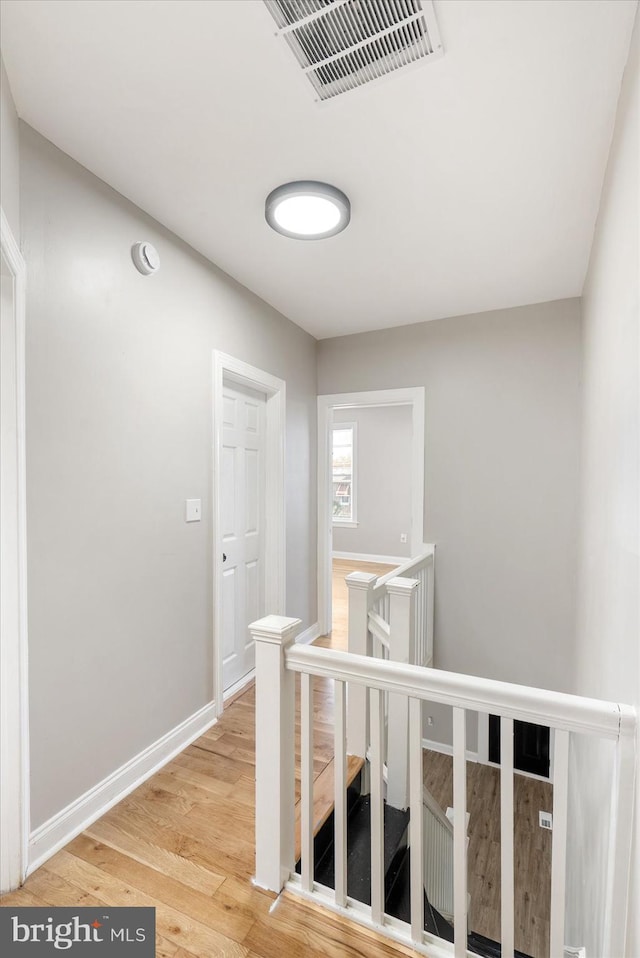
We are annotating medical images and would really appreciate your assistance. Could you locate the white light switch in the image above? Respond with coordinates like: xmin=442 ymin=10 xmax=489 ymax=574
xmin=185 ymin=499 xmax=201 ymax=522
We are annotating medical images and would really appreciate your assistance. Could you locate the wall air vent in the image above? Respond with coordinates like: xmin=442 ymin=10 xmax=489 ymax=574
xmin=264 ymin=0 xmax=443 ymax=101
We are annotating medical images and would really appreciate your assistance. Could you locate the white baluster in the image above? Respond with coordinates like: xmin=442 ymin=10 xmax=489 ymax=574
xmin=604 ymin=725 xmax=637 ymax=958
xmin=301 ymin=671 xmax=314 ymax=892
xmin=370 ymin=686 xmax=385 ymax=926
xmin=252 ymin=615 xmax=300 ymax=892
xmin=426 ymin=555 xmax=435 ymax=666
xmin=334 ymin=679 xmax=347 ymax=907
xmin=500 ymin=717 xmax=515 ymax=958
xmin=386 ymin=577 xmax=418 ymax=810
xmin=453 ymin=707 xmax=468 ymax=957
xmin=550 ymin=729 xmax=569 ymax=958
xmin=346 ymin=572 xmax=376 ymax=759
xmin=409 ymin=696 xmax=425 ymax=944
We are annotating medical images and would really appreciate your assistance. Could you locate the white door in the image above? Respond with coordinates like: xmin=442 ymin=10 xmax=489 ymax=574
xmin=221 ymin=381 xmax=266 ymax=691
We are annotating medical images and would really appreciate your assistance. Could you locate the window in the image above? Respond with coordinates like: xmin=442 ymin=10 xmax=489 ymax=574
xmin=332 ymin=423 xmax=357 ymax=525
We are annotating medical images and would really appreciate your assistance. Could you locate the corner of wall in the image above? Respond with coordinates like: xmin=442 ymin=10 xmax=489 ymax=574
xmin=0 ymin=55 xmax=20 ymax=242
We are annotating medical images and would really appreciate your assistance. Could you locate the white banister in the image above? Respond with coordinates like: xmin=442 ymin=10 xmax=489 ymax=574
xmin=452 ymin=707 xmax=468 ymax=957
xmin=500 ymin=717 xmax=515 ymax=958
xmin=334 ymin=680 xmax=347 ymax=907
xmin=409 ymin=696 xmax=425 ymax=944
xmin=603 ymin=727 xmax=637 ymax=957
xmin=386 ymin=576 xmax=419 ymax=810
xmin=301 ymin=671 xmax=314 ymax=892
xmin=425 ymin=553 xmax=435 ymax=666
xmin=252 ymin=614 xmax=300 ymax=892
xmin=367 ymin=610 xmax=390 ymax=648
xmin=254 ymin=611 xmax=636 ymax=958
xmin=345 ymin=572 xmax=377 ymax=758
xmin=369 ymin=687 xmax=385 ymax=927
xmin=285 ymin=644 xmax=634 ymax=739
xmin=422 ymin=788 xmax=455 ymax=920
xmin=369 ymin=545 xmax=435 ymax=668
xmin=550 ymin=729 xmax=569 ymax=958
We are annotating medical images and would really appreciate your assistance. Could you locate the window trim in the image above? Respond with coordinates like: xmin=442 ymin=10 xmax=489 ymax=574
xmin=331 ymin=421 xmax=357 ymax=526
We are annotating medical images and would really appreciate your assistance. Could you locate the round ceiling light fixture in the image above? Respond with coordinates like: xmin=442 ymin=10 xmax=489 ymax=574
xmin=265 ymin=181 xmax=350 ymax=240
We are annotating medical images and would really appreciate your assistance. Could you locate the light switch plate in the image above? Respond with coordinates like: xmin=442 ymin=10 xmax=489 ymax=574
xmin=185 ymin=499 xmax=201 ymax=522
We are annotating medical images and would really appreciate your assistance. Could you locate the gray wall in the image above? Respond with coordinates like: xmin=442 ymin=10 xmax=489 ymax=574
xmin=1 ymin=57 xmax=20 ymax=240
xmin=569 ymin=12 xmax=639 ymax=957
xmin=319 ymin=299 xmax=583 ymax=715
xmin=21 ymin=125 xmax=317 ymax=829
xmin=333 ymin=405 xmax=412 ymax=559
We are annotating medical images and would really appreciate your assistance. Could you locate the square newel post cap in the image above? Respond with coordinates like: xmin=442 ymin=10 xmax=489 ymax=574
xmin=249 ymin=615 xmax=302 ymax=646
xmin=386 ymin=576 xmax=419 ymax=595
xmin=345 ymin=571 xmax=378 ymax=591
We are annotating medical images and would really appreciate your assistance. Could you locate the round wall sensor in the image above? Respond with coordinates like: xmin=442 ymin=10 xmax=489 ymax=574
xmin=131 ymin=242 xmax=160 ymax=275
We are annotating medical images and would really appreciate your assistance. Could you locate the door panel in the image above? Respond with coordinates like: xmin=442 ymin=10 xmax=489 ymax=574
xmin=221 ymin=382 xmax=266 ymax=691
xmin=488 ymin=715 xmax=550 ymax=778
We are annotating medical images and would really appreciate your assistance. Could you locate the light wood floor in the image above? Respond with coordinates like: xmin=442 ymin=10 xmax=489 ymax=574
xmin=1 ymin=678 xmax=417 ymax=958
xmin=2 ymin=559 xmax=551 ymax=958
xmin=422 ymin=751 xmax=552 ymax=958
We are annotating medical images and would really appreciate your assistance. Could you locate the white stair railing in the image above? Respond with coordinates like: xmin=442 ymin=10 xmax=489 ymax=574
xmin=345 ymin=543 xmax=435 ymax=770
xmin=369 ymin=543 xmax=435 ymax=667
xmin=422 ymin=788 xmax=456 ymax=921
xmin=252 ymin=615 xmax=636 ymax=958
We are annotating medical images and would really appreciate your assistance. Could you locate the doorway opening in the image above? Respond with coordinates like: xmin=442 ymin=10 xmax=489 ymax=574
xmin=485 ymin=715 xmax=552 ymax=780
xmin=317 ymin=388 xmax=425 ymax=638
xmin=212 ymin=352 xmax=285 ymax=715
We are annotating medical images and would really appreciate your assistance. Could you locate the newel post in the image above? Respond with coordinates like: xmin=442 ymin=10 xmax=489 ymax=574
xmin=346 ymin=572 xmax=377 ymax=759
xmin=386 ymin=576 xmax=419 ymax=810
xmin=251 ymin=614 xmax=300 ymax=892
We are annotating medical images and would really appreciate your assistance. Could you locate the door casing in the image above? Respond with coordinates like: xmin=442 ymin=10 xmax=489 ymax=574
xmin=317 ymin=387 xmax=425 ymax=637
xmin=212 ymin=352 xmax=285 ymax=716
xmin=0 ymin=208 xmax=29 ymax=892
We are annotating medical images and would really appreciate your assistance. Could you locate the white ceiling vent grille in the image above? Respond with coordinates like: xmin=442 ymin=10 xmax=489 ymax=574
xmin=264 ymin=0 xmax=443 ymax=101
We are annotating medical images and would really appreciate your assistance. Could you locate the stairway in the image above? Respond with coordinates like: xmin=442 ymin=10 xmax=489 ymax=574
xmin=296 ymin=769 xmax=532 ymax=958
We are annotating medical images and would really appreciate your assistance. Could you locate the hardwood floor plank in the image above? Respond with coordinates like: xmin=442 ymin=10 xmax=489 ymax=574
xmin=67 ymin=835 xmax=255 ymax=943
xmin=0 ymin=887 xmax=50 ymax=908
xmin=25 ymin=866 xmax=105 ymax=908
xmin=85 ymin=818 xmax=227 ymax=896
xmin=46 ymin=850 xmax=248 ymax=958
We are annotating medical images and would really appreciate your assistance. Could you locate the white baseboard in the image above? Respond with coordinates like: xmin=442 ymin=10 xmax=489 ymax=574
xmin=422 ymin=737 xmax=479 ymax=763
xmin=296 ymin=622 xmax=321 ymax=646
xmin=223 ymin=670 xmax=255 ymax=703
xmin=332 ymin=551 xmax=407 ymax=566
xmin=28 ymin=700 xmax=218 ymax=874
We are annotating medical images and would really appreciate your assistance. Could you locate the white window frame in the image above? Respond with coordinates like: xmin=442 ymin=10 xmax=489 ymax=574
xmin=331 ymin=421 xmax=358 ymax=528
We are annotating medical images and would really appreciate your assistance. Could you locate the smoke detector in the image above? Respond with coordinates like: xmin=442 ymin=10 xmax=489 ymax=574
xmin=264 ymin=0 xmax=443 ymax=101
xmin=131 ymin=242 xmax=160 ymax=276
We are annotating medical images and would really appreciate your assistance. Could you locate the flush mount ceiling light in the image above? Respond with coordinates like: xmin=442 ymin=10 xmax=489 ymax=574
xmin=265 ymin=181 xmax=350 ymax=240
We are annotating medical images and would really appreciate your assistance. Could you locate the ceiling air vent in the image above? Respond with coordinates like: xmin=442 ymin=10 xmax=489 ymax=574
xmin=264 ymin=0 xmax=443 ymax=101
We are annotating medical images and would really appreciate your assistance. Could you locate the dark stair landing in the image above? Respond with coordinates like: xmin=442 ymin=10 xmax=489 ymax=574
xmin=296 ymin=787 xmax=532 ymax=958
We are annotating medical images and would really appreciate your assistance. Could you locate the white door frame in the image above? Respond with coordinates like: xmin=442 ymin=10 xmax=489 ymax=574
xmin=317 ymin=387 xmax=425 ymax=637
xmin=0 ymin=209 xmax=29 ymax=893
xmin=212 ymin=352 xmax=285 ymax=716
